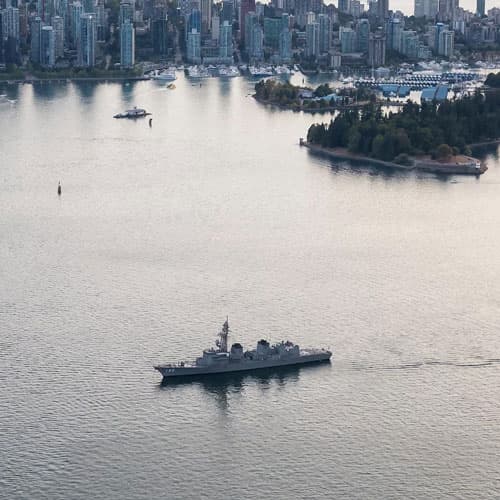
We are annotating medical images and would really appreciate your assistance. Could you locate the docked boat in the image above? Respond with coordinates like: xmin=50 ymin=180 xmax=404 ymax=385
xmin=248 ymin=65 xmax=274 ymax=77
xmin=151 ymin=68 xmax=177 ymax=81
xmin=154 ymin=318 xmax=332 ymax=379
xmin=113 ymin=106 xmax=151 ymax=119
xmin=218 ymin=66 xmax=240 ymax=78
xmin=187 ymin=65 xmax=210 ymax=78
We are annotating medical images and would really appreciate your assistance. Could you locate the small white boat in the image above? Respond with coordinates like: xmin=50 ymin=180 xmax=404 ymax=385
xmin=113 ymin=106 xmax=151 ymax=119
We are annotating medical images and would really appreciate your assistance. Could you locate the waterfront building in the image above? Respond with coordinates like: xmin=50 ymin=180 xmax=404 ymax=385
xmin=387 ymin=16 xmax=403 ymax=52
xmin=0 ymin=12 xmax=3 ymax=64
xmin=305 ymin=20 xmax=319 ymax=58
xmin=40 ymin=25 xmax=55 ymax=67
xmin=186 ymin=27 xmax=201 ymax=62
xmin=219 ymin=20 xmax=232 ymax=59
xmin=152 ymin=17 xmax=168 ymax=55
xmin=339 ymin=26 xmax=356 ymax=53
xmin=120 ymin=18 xmax=134 ymax=67
xmin=78 ymin=13 xmax=96 ymax=66
xmin=249 ymin=22 xmax=263 ymax=59
xmin=201 ymin=0 xmax=211 ymax=34
xmin=368 ymin=29 xmax=386 ymax=66
xmin=30 ymin=15 xmax=42 ymax=63
xmin=356 ymin=18 xmax=369 ymax=53
xmin=401 ymin=29 xmax=418 ymax=58
xmin=95 ymin=0 xmax=106 ymax=41
xmin=239 ymin=0 xmax=255 ymax=41
xmin=220 ymin=0 xmax=232 ymax=23
xmin=70 ymin=1 xmax=83 ymax=49
xmin=119 ymin=0 xmax=133 ymax=26
xmin=263 ymin=17 xmax=281 ymax=50
xmin=318 ymin=13 xmax=331 ymax=54
xmin=279 ymin=14 xmax=292 ymax=61
xmin=438 ymin=28 xmax=454 ymax=56
xmin=211 ymin=13 xmax=219 ymax=41
xmin=187 ymin=9 xmax=201 ymax=39
xmin=52 ymin=15 xmax=64 ymax=59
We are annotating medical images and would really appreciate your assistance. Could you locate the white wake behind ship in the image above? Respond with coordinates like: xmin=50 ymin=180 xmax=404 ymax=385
xmin=154 ymin=318 xmax=332 ymax=379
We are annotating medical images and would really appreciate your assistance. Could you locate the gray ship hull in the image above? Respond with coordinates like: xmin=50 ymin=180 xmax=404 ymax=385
xmin=155 ymin=351 xmax=331 ymax=379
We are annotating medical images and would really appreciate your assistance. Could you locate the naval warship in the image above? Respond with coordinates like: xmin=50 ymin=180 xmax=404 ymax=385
xmin=154 ymin=318 xmax=332 ymax=379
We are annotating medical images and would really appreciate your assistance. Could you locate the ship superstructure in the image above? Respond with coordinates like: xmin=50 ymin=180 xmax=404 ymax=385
xmin=154 ymin=318 xmax=332 ymax=379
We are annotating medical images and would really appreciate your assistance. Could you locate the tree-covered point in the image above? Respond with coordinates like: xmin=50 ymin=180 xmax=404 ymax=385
xmin=307 ymin=91 xmax=500 ymax=162
xmin=254 ymin=79 xmax=300 ymax=105
xmin=485 ymin=72 xmax=500 ymax=88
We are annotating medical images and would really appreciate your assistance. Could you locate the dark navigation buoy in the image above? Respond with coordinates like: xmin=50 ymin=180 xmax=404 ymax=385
xmin=149 ymin=118 xmax=152 ymax=127
xmin=57 ymin=182 xmax=61 ymax=196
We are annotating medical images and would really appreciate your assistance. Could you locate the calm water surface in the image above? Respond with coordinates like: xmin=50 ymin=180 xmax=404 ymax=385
xmin=1 ymin=75 xmax=500 ymax=499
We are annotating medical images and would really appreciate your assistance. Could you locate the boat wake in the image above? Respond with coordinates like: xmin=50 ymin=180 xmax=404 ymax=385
xmin=348 ymin=358 xmax=500 ymax=371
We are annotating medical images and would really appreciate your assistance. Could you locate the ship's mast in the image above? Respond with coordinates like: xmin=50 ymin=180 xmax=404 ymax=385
xmin=217 ymin=316 xmax=229 ymax=352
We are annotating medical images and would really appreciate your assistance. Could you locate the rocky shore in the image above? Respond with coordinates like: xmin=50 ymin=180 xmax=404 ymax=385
xmin=300 ymin=141 xmax=488 ymax=175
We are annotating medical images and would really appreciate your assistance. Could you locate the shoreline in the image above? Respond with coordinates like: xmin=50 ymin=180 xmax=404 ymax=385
xmin=301 ymin=142 xmax=488 ymax=175
xmin=0 ymin=75 xmax=150 ymax=84
xmin=253 ymin=95 xmax=378 ymax=113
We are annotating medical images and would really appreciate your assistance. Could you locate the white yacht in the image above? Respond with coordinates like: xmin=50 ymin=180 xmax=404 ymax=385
xmin=151 ymin=68 xmax=177 ymax=81
xmin=187 ymin=65 xmax=210 ymax=78
xmin=219 ymin=66 xmax=240 ymax=78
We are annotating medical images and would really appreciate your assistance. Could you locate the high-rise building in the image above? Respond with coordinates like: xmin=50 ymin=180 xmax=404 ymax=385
xmin=78 ymin=12 xmax=96 ymax=66
xmin=120 ymin=18 xmax=134 ymax=67
xmin=0 ymin=11 xmax=3 ymax=64
xmin=356 ymin=18 xmax=369 ymax=53
xmin=201 ymin=0 xmax=211 ymax=34
xmin=186 ymin=27 xmax=200 ymax=62
xmin=250 ymin=23 xmax=263 ymax=59
xmin=368 ymin=29 xmax=386 ymax=66
xmin=220 ymin=0 xmax=232 ymax=23
xmin=401 ymin=29 xmax=418 ymax=57
xmin=239 ymin=0 xmax=255 ymax=41
xmin=339 ymin=26 xmax=356 ymax=53
xmin=305 ymin=21 xmax=319 ymax=58
xmin=52 ymin=15 xmax=64 ymax=58
xmin=82 ymin=0 xmax=94 ymax=13
xmin=187 ymin=9 xmax=201 ymax=38
xmin=40 ymin=25 xmax=55 ymax=66
xmin=263 ymin=17 xmax=280 ymax=50
xmin=30 ymin=16 xmax=42 ymax=63
xmin=338 ymin=0 xmax=350 ymax=14
xmin=244 ymin=11 xmax=257 ymax=51
xmin=477 ymin=0 xmax=485 ymax=17
xmin=119 ymin=0 xmax=133 ymax=26
xmin=219 ymin=20 xmax=232 ymax=59
xmin=377 ymin=0 xmax=389 ymax=20
xmin=279 ymin=13 xmax=292 ymax=61
xmin=70 ymin=1 xmax=83 ymax=49
xmin=414 ymin=0 xmax=425 ymax=17
xmin=152 ymin=17 xmax=168 ymax=55
xmin=3 ymin=7 xmax=20 ymax=42
xmin=438 ymin=28 xmax=453 ymax=56
xmin=387 ymin=17 xmax=403 ymax=51
xmin=211 ymin=13 xmax=219 ymax=40
xmin=438 ymin=0 xmax=458 ymax=22
xmin=318 ymin=13 xmax=331 ymax=54
xmin=350 ymin=0 xmax=362 ymax=18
